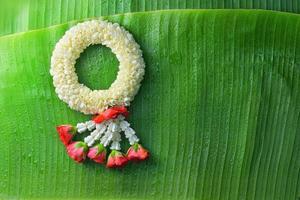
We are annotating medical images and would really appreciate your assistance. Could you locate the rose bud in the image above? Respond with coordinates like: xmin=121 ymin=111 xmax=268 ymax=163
xmin=87 ymin=144 xmax=107 ymax=164
xmin=56 ymin=125 xmax=76 ymax=146
xmin=66 ymin=141 xmax=88 ymax=163
xmin=126 ymin=143 xmax=150 ymax=161
xmin=106 ymin=150 xmax=128 ymax=168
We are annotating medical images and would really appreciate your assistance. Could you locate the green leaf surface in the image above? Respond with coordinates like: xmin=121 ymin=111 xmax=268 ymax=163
xmin=2 ymin=0 xmax=300 ymax=36
xmin=0 ymin=10 xmax=300 ymax=200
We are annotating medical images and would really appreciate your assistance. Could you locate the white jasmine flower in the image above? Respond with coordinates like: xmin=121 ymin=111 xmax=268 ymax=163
xmin=84 ymin=135 xmax=94 ymax=146
xmin=86 ymin=120 xmax=96 ymax=131
xmin=129 ymin=135 xmax=139 ymax=145
xmin=110 ymin=141 xmax=121 ymax=150
xmin=120 ymin=120 xmax=130 ymax=131
xmin=96 ymin=123 xmax=107 ymax=133
xmin=124 ymin=127 xmax=135 ymax=138
xmin=101 ymin=130 xmax=113 ymax=147
xmin=117 ymin=115 xmax=125 ymax=120
xmin=90 ymin=129 xmax=99 ymax=138
xmin=109 ymin=122 xmax=119 ymax=132
xmin=76 ymin=122 xmax=87 ymax=133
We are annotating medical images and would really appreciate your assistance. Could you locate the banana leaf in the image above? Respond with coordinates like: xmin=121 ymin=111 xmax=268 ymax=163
xmin=0 ymin=10 xmax=300 ymax=200
xmin=1 ymin=0 xmax=300 ymax=36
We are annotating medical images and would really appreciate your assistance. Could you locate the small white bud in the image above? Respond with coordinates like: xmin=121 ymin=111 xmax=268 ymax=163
xmin=124 ymin=127 xmax=135 ymax=138
xmin=96 ymin=123 xmax=107 ymax=133
xmin=110 ymin=141 xmax=121 ymax=150
xmin=129 ymin=135 xmax=139 ymax=145
xmin=120 ymin=120 xmax=130 ymax=131
xmin=90 ymin=129 xmax=99 ymax=137
xmin=76 ymin=123 xmax=87 ymax=133
xmin=86 ymin=120 xmax=96 ymax=131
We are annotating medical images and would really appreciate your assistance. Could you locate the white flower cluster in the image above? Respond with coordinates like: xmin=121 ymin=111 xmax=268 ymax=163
xmin=50 ymin=20 xmax=145 ymax=114
xmin=76 ymin=115 xmax=139 ymax=150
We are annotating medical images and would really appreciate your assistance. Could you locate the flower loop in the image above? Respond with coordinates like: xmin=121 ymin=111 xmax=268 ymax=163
xmin=50 ymin=20 xmax=145 ymax=114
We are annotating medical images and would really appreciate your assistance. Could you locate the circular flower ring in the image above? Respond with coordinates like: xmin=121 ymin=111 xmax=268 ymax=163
xmin=50 ymin=20 xmax=145 ymax=114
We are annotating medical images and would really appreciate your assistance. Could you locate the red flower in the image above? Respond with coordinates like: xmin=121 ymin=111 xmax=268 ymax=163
xmin=127 ymin=143 xmax=150 ymax=161
xmin=66 ymin=142 xmax=88 ymax=163
xmin=87 ymin=144 xmax=106 ymax=164
xmin=93 ymin=114 xmax=105 ymax=124
xmin=56 ymin=125 xmax=76 ymax=146
xmin=93 ymin=106 xmax=129 ymax=124
xmin=111 ymin=106 xmax=129 ymax=117
xmin=106 ymin=150 xmax=128 ymax=168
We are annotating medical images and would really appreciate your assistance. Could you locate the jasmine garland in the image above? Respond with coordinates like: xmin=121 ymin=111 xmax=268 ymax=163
xmin=51 ymin=20 xmax=149 ymax=168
